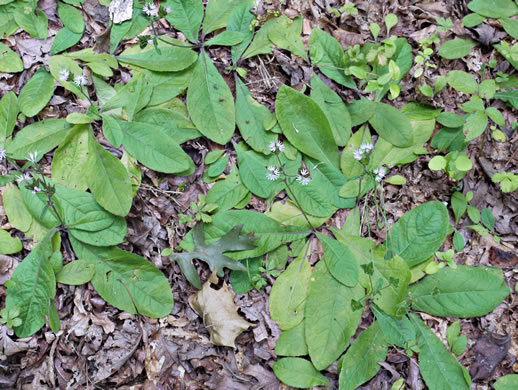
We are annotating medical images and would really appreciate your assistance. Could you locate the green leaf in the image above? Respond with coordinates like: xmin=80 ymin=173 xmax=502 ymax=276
xmin=57 ymin=1 xmax=84 ymax=34
xmin=202 ymin=0 xmax=253 ymax=34
xmin=56 ymin=260 xmax=95 ymax=285
xmin=468 ymin=0 xmax=518 ymax=18
xmin=241 ymin=18 xmax=275 ymax=59
xmin=372 ymin=307 xmax=416 ymax=348
xmin=305 ymin=260 xmax=363 ymax=370
xmin=14 ymin=8 xmax=48 ymax=39
xmin=3 ymin=184 xmax=39 ymax=234
xmin=50 ymin=27 xmax=82 ymax=55
xmin=479 ymin=79 xmax=497 ymax=100
xmin=451 ymin=192 xmax=467 ymax=224
xmin=385 ymin=13 xmax=398 ymax=35
xmin=71 ymin=238 xmax=174 ymax=317
xmin=446 ymin=321 xmax=460 ymax=348
xmin=204 ymin=31 xmax=244 ymax=47
xmin=410 ymin=265 xmax=510 ymax=317
xmin=409 ymin=313 xmax=471 ymax=390
xmin=267 ymin=15 xmax=308 ymax=61
xmin=51 ymin=125 xmax=89 ymax=191
xmin=86 ymin=131 xmax=133 ymax=216
xmin=340 ymin=125 xmax=371 ymax=178
xmin=317 ymin=233 xmax=359 ymax=287
xmin=494 ymin=375 xmax=518 ymax=390
xmin=205 ymin=167 xmax=249 ymax=212
xmin=499 ymin=17 xmax=518 ymax=39
xmin=269 ymin=241 xmax=312 ymax=330
xmin=369 ymin=22 xmax=381 ymax=39
xmin=438 ymin=39 xmax=477 ymax=59
xmin=464 ymin=110 xmax=488 ymax=141
xmin=275 ymin=321 xmax=308 ymax=357
xmin=309 ymin=29 xmax=355 ymax=88
xmin=18 ymin=67 xmax=55 ymax=117
xmin=5 ymin=235 xmax=56 ymax=337
xmin=276 ymin=85 xmax=339 ymax=168
xmin=229 ymin=257 xmax=261 ymax=294
xmin=0 ymin=91 xmax=18 ymax=145
xmin=492 ymin=171 xmax=518 ymax=193
xmin=486 ymin=106 xmax=505 ymax=126
xmin=0 ymin=43 xmax=23 ymax=72
xmin=462 ymin=13 xmax=485 ymax=27
xmin=227 ymin=4 xmax=255 ymax=62
xmin=266 ymin=200 xmax=329 ymax=229
xmin=437 ymin=112 xmax=465 ymax=128
xmin=187 ymin=52 xmax=235 ymax=144
xmin=171 ymin=223 xmax=256 ymax=288
xmin=235 ymin=76 xmax=277 ymax=154
xmin=273 ymin=358 xmax=330 ymax=388
xmin=118 ymin=46 xmax=197 ymax=72
xmin=481 ymin=208 xmax=495 ymax=231
xmin=166 ymin=0 xmax=203 ymax=43
xmin=207 ymin=155 xmax=228 ymax=177
xmin=385 ymin=201 xmax=449 ymax=267
xmin=429 ymin=155 xmax=447 ymax=170
xmin=118 ymin=119 xmax=195 ymax=174
xmin=455 ymin=154 xmax=472 ymax=171
xmin=339 ymin=322 xmax=388 ymax=390
xmin=310 ymin=74 xmax=351 ymax=146
xmin=286 ymin=174 xmax=335 ymax=218
xmin=101 ymin=73 xmax=151 ymax=121
xmin=368 ymin=103 xmax=414 ymax=147
xmin=384 ymin=175 xmax=406 ymax=185
xmin=447 ymin=70 xmax=478 ymax=94
xmin=0 ymin=229 xmax=22 ymax=254
xmin=6 ymin=119 xmax=75 ymax=160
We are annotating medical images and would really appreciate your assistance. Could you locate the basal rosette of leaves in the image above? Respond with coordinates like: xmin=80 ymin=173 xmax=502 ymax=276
xmin=0 ymin=0 xmax=514 ymax=387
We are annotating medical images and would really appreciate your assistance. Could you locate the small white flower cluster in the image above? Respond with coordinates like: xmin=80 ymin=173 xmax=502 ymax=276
xmin=16 ymin=172 xmax=31 ymax=183
xmin=269 ymin=140 xmax=284 ymax=153
xmin=373 ymin=167 xmax=387 ymax=182
xmin=29 ymin=151 xmax=38 ymax=163
xmin=266 ymin=166 xmax=280 ymax=181
xmin=74 ymin=74 xmax=88 ymax=87
xmin=32 ymin=186 xmax=42 ymax=194
xmin=142 ymin=2 xmax=157 ymax=16
xmin=353 ymin=143 xmax=374 ymax=161
xmin=296 ymin=168 xmax=311 ymax=186
xmin=59 ymin=69 xmax=70 ymax=82
xmin=0 ymin=148 xmax=5 ymax=161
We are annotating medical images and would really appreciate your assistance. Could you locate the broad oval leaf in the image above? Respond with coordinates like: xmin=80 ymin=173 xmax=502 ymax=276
xmin=385 ymin=201 xmax=449 ymax=267
xmin=0 ymin=91 xmax=18 ymax=143
xmin=368 ymin=103 xmax=414 ymax=148
xmin=86 ymin=131 xmax=133 ymax=216
xmin=57 ymin=2 xmax=84 ymax=34
xmin=409 ymin=313 xmax=471 ymax=390
xmin=5 ymin=236 xmax=56 ymax=337
xmin=467 ymin=0 xmax=518 ymax=18
xmin=0 ymin=229 xmax=22 ymax=255
xmin=273 ymin=358 xmax=330 ymax=388
xmin=18 ymin=67 xmax=55 ymax=117
xmin=6 ymin=119 xmax=75 ymax=160
xmin=0 ymin=43 xmax=23 ymax=73
xmin=118 ymin=46 xmax=198 ymax=72
xmin=339 ymin=322 xmax=388 ymax=390
xmin=275 ymin=320 xmax=308 ymax=357
xmin=494 ymin=375 xmax=518 ymax=390
xmin=165 ymin=0 xmax=203 ymax=43
xmin=317 ymin=233 xmax=359 ymax=286
xmin=309 ymin=29 xmax=355 ymax=88
xmin=269 ymin=242 xmax=312 ymax=330
xmin=305 ymin=261 xmax=363 ymax=370
xmin=276 ymin=85 xmax=339 ymax=168
xmin=50 ymin=27 xmax=82 ymax=55
xmin=464 ymin=110 xmax=488 ymax=141
xmin=56 ymin=259 xmax=95 ymax=285
xmin=438 ymin=39 xmax=477 ymax=60
xmin=447 ymin=70 xmax=478 ymax=94
xmin=71 ymin=239 xmax=174 ymax=318
xmin=202 ymin=0 xmax=253 ymax=34
xmin=118 ymin=120 xmax=195 ymax=174
xmin=187 ymin=52 xmax=235 ymax=145
xmin=410 ymin=265 xmax=510 ymax=318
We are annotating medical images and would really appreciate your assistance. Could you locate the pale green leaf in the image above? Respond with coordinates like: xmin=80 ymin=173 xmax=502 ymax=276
xmin=317 ymin=233 xmax=359 ymax=287
xmin=0 ymin=92 xmax=18 ymax=146
xmin=50 ymin=27 xmax=82 ymax=55
xmin=118 ymin=46 xmax=197 ymax=72
xmin=275 ymin=321 xmax=308 ymax=357
xmin=0 ymin=229 xmax=22 ymax=254
xmin=166 ymin=0 xmax=203 ymax=43
xmin=14 ymin=8 xmax=48 ymax=39
xmin=494 ymin=375 xmax=518 ymax=390
xmin=368 ymin=103 xmax=414 ymax=147
xmin=273 ymin=358 xmax=330 ymax=388
xmin=18 ymin=67 xmax=55 ymax=117
xmin=204 ymin=31 xmax=244 ymax=47
xmin=468 ymin=0 xmax=518 ymax=18
xmin=56 ymin=260 xmax=95 ymax=285
xmin=57 ymin=2 xmax=84 ymax=34
xmin=267 ymin=15 xmax=308 ymax=61
xmin=464 ymin=110 xmax=488 ymax=141
xmin=447 ymin=70 xmax=478 ymax=94
xmin=202 ymin=0 xmax=253 ymax=34
xmin=0 ymin=43 xmax=23 ymax=73
xmin=439 ymin=39 xmax=477 ymax=59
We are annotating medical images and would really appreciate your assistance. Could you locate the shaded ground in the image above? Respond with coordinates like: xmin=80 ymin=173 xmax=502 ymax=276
xmin=1 ymin=0 xmax=517 ymax=389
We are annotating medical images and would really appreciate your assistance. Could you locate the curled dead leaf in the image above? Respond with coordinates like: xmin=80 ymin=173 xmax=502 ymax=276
xmin=189 ymin=271 xmax=253 ymax=348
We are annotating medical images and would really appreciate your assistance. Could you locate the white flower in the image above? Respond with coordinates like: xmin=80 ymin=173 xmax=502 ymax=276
xmin=269 ymin=141 xmax=277 ymax=153
xmin=147 ymin=39 xmax=154 ymax=46
xmin=166 ymin=6 xmax=172 ymax=13
xmin=32 ymin=186 xmax=41 ymax=194
xmin=353 ymin=150 xmax=364 ymax=161
xmin=266 ymin=166 xmax=280 ymax=181
xmin=142 ymin=2 xmax=157 ymax=16
xmin=28 ymin=152 xmax=38 ymax=163
xmin=16 ymin=172 xmax=31 ymax=183
xmin=299 ymin=168 xmax=309 ymax=176
xmin=360 ymin=143 xmax=373 ymax=152
xmin=296 ymin=174 xmax=311 ymax=185
xmin=373 ymin=167 xmax=387 ymax=182
xmin=59 ymin=69 xmax=69 ymax=82
xmin=276 ymin=141 xmax=284 ymax=153
xmin=0 ymin=149 xmax=5 ymax=161
xmin=73 ymin=74 xmax=87 ymax=87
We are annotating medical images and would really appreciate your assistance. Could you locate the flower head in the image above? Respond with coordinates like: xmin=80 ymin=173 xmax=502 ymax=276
xmin=266 ymin=166 xmax=280 ymax=181
xmin=353 ymin=150 xmax=363 ymax=161
xmin=28 ymin=152 xmax=38 ymax=163
xmin=147 ymin=39 xmax=154 ymax=46
xmin=296 ymin=175 xmax=311 ymax=185
xmin=16 ymin=172 xmax=31 ymax=183
xmin=269 ymin=141 xmax=277 ymax=153
xmin=360 ymin=143 xmax=373 ymax=152
xmin=0 ymin=149 xmax=5 ymax=161
xmin=166 ymin=6 xmax=172 ymax=13
xmin=276 ymin=141 xmax=284 ymax=153
xmin=373 ymin=167 xmax=387 ymax=182
xmin=59 ymin=69 xmax=70 ymax=82
xmin=73 ymin=74 xmax=88 ymax=87
xmin=32 ymin=186 xmax=41 ymax=194
xmin=142 ymin=2 xmax=157 ymax=16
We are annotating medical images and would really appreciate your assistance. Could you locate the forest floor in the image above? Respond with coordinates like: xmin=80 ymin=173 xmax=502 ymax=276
xmin=1 ymin=0 xmax=518 ymax=389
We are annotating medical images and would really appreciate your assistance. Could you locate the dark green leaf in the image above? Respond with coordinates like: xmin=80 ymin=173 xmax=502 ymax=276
xmin=57 ymin=2 xmax=84 ymax=34
xmin=438 ymin=39 xmax=477 ymax=59
xmin=118 ymin=46 xmax=197 ymax=72
xmin=166 ymin=0 xmax=203 ymax=43
xmin=18 ymin=67 xmax=55 ymax=117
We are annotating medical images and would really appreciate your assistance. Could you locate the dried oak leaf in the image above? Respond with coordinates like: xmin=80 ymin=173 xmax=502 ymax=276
xmin=189 ymin=272 xmax=253 ymax=348
xmin=170 ymin=223 xmax=257 ymax=289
